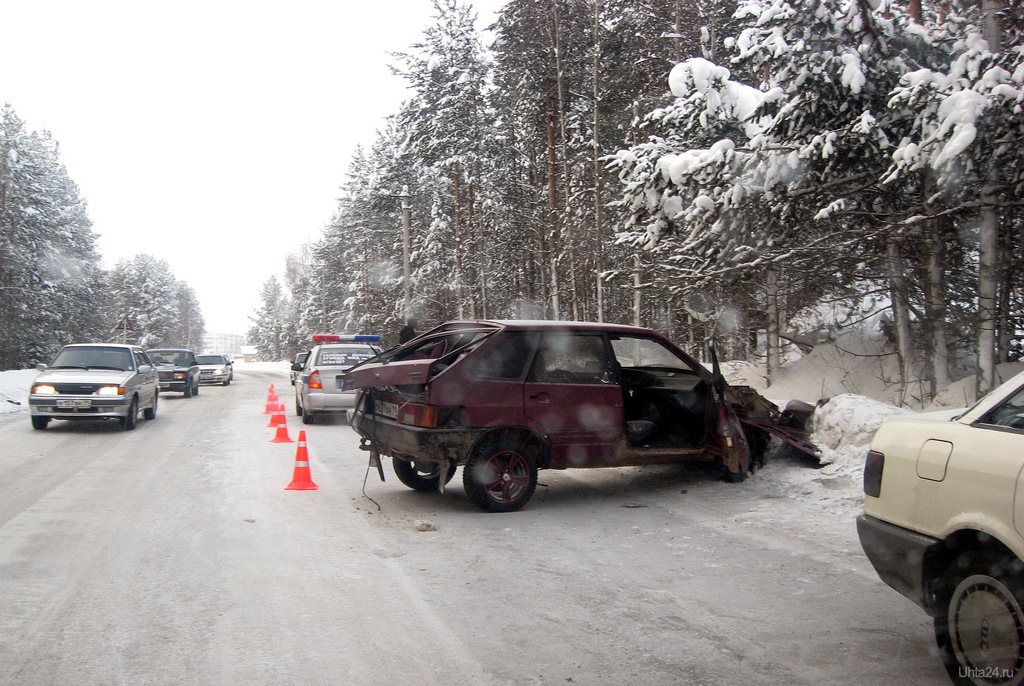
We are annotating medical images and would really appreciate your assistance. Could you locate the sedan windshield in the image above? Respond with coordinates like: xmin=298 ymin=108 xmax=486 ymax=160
xmin=50 ymin=346 xmax=133 ymax=371
xmin=148 ymin=351 xmax=191 ymax=365
xmin=195 ymin=355 xmax=226 ymax=365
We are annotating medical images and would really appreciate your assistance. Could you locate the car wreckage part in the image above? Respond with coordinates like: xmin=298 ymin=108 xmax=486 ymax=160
xmin=392 ymin=456 xmax=456 ymax=491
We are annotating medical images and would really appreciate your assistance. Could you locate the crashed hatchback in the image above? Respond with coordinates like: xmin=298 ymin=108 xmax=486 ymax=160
xmin=345 ymin=320 xmax=812 ymax=512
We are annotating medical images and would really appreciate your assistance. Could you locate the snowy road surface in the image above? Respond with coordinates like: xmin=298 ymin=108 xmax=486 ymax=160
xmin=0 ymin=366 xmax=948 ymax=685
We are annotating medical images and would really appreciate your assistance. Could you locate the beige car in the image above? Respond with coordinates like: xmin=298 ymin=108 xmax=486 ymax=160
xmin=858 ymin=370 xmax=1024 ymax=686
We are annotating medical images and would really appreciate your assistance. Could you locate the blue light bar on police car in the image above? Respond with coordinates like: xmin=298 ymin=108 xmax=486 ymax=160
xmin=311 ymin=334 xmax=381 ymax=343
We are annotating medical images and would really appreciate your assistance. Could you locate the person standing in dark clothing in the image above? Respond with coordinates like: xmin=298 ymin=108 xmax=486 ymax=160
xmin=399 ymin=318 xmax=418 ymax=344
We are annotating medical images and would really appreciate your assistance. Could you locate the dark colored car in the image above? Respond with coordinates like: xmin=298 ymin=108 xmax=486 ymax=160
xmin=344 ymin=320 xmax=806 ymax=512
xmin=146 ymin=348 xmax=201 ymax=397
xmin=28 ymin=343 xmax=159 ymax=431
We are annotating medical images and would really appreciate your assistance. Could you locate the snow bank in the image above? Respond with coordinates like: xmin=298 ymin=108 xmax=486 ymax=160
xmin=810 ymin=394 xmax=914 ymax=469
xmin=0 ymin=369 xmax=38 ymax=415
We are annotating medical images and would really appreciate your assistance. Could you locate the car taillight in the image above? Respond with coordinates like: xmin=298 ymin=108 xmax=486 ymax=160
xmin=397 ymin=402 xmax=438 ymax=428
xmin=308 ymin=370 xmax=323 ymax=390
xmin=863 ymin=449 xmax=884 ymax=498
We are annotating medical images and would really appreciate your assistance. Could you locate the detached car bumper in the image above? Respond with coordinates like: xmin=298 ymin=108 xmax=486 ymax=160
xmin=29 ymin=395 xmax=131 ymax=420
xmin=857 ymin=514 xmax=940 ymax=612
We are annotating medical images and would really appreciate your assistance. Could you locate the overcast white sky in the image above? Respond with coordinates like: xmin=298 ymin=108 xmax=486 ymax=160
xmin=1 ymin=0 xmax=504 ymax=336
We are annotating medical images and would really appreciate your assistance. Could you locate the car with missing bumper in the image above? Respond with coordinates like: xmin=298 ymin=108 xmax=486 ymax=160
xmin=146 ymin=348 xmax=201 ymax=397
xmin=344 ymin=320 xmax=814 ymax=512
xmin=29 ymin=343 xmax=159 ymax=431
xmin=292 ymin=334 xmax=382 ymax=424
xmin=857 ymin=370 xmax=1024 ymax=686
xmin=196 ymin=354 xmax=234 ymax=385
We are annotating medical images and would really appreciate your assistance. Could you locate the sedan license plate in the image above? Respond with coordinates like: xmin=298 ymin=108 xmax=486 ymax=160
xmin=375 ymin=400 xmax=400 ymax=419
xmin=57 ymin=398 xmax=91 ymax=409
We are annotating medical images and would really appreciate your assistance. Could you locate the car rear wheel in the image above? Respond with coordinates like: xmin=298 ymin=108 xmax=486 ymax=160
xmin=31 ymin=416 xmax=50 ymax=430
xmin=393 ymin=457 xmax=456 ymax=491
xmin=935 ymin=550 xmax=1024 ymax=686
xmin=462 ymin=435 xmax=538 ymax=513
xmin=302 ymin=411 xmax=315 ymax=425
xmin=121 ymin=398 xmax=138 ymax=431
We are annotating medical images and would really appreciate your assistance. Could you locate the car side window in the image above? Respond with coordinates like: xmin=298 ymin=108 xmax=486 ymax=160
xmin=528 ymin=332 xmax=609 ymax=384
xmin=472 ymin=331 xmax=534 ymax=380
xmin=980 ymin=388 xmax=1024 ymax=431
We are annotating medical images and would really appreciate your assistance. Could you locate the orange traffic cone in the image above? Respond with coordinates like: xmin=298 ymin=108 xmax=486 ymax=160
xmin=267 ymin=407 xmax=287 ymax=428
xmin=263 ymin=386 xmax=280 ymax=414
xmin=285 ymin=431 xmax=318 ymax=490
xmin=270 ymin=418 xmax=294 ymax=443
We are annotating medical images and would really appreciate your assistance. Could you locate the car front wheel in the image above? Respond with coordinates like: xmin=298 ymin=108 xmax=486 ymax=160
xmin=121 ymin=398 xmax=138 ymax=431
xmin=462 ymin=435 xmax=538 ymax=513
xmin=143 ymin=392 xmax=158 ymax=420
xmin=31 ymin=416 xmax=50 ymax=430
xmin=935 ymin=550 xmax=1024 ymax=686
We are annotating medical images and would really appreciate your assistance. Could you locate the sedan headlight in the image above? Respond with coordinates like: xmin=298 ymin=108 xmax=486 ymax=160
xmin=174 ymin=372 xmax=187 ymax=380
xmin=97 ymin=386 xmax=126 ymax=396
xmin=32 ymin=384 xmax=57 ymax=395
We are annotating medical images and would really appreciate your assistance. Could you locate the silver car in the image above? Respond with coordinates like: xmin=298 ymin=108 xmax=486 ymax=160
xmin=29 ymin=343 xmax=159 ymax=431
xmin=293 ymin=335 xmax=381 ymax=424
xmin=196 ymin=354 xmax=234 ymax=385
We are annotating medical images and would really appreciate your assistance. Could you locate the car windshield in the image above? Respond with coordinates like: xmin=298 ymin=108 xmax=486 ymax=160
xmin=50 ymin=346 xmax=133 ymax=371
xmin=148 ymin=351 xmax=191 ymax=365
xmin=195 ymin=355 xmax=225 ymax=364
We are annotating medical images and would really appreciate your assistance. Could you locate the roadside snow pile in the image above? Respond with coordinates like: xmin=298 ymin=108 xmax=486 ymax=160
xmin=810 ymin=394 xmax=914 ymax=470
xmin=0 ymin=369 xmax=38 ymax=415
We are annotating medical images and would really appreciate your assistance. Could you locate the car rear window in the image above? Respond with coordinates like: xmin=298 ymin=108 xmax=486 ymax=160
xmin=316 ymin=346 xmax=377 ymax=367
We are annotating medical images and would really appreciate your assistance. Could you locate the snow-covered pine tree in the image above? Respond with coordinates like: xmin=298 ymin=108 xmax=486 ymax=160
xmin=0 ymin=105 xmax=105 ymax=368
xmin=610 ymin=0 xmax=924 ymax=384
xmin=106 ymin=255 xmax=183 ymax=348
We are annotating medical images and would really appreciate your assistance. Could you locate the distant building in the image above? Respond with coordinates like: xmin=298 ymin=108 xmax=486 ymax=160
xmin=202 ymin=332 xmax=246 ymax=356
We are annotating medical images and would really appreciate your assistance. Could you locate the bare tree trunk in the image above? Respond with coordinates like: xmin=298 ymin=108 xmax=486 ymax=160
xmin=633 ymin=254 xmax=641 ymax=326
xmin=923 ymin=228 xmax=950 ymax=398
xmin=592 ymin=0 xmax=604 ymax=324
xmin=766 ymin=268 xmax=781 ymax=384
xmin=546 ymin=83 xmax=561 ymax=320
xmin=977 ymin=189 xmax=999 ymax=395
xmin=888 ymin=241 xmax=914 ymax=406
xmin=550 ymin=0 xmax=576 ymax=320
xmin=453 ymin=165 xmax=467 ymax=319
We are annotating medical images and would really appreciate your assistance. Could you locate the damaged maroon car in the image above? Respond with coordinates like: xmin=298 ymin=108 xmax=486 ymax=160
xmin=344 ymin=320 xmax=813 ymax=512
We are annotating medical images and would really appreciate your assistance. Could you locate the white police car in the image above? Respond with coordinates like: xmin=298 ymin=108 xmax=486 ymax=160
xmin=292 ymin=334 xmax=382 ymax=424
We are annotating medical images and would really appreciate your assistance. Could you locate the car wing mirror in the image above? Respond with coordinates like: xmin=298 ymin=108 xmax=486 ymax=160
xmin=291 ymin=362 xmax=304 ymax=371
xmin=35 ymin=363 xmax=47 ymax=371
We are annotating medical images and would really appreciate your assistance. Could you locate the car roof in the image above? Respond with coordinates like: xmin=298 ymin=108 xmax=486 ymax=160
xmin=440 ymin=319 xmax=663 ymax=336
xmin=146 ymin=348 xmax=191 ymax=352
xmin=63 ymin=342 xmax=137 ymax=350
